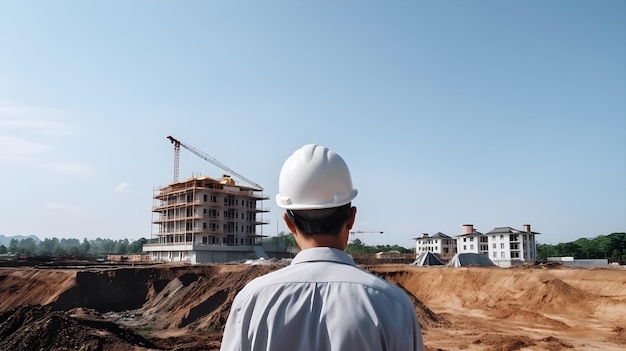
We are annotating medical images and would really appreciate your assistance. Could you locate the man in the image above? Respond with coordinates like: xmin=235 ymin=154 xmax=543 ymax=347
xmin=220 ymin=144 xmax=424 ymax=351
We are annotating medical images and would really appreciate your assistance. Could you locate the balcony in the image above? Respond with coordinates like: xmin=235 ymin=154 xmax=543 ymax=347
xmin=143 ymin=241 xmax=268 ymax=252
xmin=153 ymin=200 xmax=201 ymax=210
xmin=152 ymin=214 xmax=204 ymax=223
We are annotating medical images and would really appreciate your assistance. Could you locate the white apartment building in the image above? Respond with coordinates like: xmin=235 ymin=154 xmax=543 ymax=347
xmin=484 ymin=225 xmax=539 ymax=267
xmin=456 ymin=224 xmax=539 ymax=267
xmin=413 ymin=232 xmax=457 ymax=261
xmin=143 ymin=175 xmax=270 ymax=263
xmin=415 ymin=224 xmax=540 ymax=267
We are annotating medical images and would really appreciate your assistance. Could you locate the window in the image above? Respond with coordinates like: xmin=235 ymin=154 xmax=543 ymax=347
xmin=500 ymin=243 xmax=505 ymax=249
xmin=493 ymin=252 xmax=497 ymax=258
xmin=500 ymin=235 xmax=504 ymax=240
xmin=501 ymin=252 xmax=505 ymax=258
xmin=493 ymin=243 xmax=496 ymax=249
xmin=470 ymin=237 xmax=474 ymax=242
xmin=470 ymin=244 xmax=474 ymax=250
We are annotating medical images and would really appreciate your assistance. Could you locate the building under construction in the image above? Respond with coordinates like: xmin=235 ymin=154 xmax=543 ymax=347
xmin=142 ymin=137 xmax=271 ymax=263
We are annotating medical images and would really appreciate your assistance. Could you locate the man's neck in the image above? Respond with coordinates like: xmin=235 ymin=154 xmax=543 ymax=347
xmin=296 ymin=233 xmax=346 ymax=251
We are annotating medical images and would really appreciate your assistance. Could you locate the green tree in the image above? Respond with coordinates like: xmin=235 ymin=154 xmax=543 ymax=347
xmin=115 ymin=239 xmax=129 ymax=255
xmin=345 ymin=238 xmax=365 ymax=255
xmin=0 ymin=244 xmax=7 ymax=254
xmin=537 ymin=243 xmax=557 ymax=258
xmin=574 ymin=238 xmax=592 ymax=258
xmin=595 ymin=235 xmax=612 ymax=258
xmin=68 ymin=246 xmax=81 ymax=256
xmin=81 ymin=238 xmax=91 ymax=254
xmin=54 ymin=246 xmax=67 ymax=256
xmin=278 ymin=232 xmax=297 ymax=250
xmin=8 ymin=239 xmax=18 ymax=253
xmin=38 ymin=237 xmax=60 ymax=255
xmin=128 ymin=238 xmax=147 ymax=254
xmin=19 ymin=238 xmax=37 ymax=255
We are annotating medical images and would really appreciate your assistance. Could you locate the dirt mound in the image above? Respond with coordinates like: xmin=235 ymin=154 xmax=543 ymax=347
xmin=0 ymin=269 xmax=76 ymax=310
xmin=372 ymin=269 xmax=449 ymax=329
xmin=140 ymin=264 xmax=279 ymax=331
xmin=518 ymin=277 xmax=595 ymax=316
xmin=2 ymin=264 xmax=626 ymax=351
xmin=609 ymin=326 xmax=626 ymax=345
xmin=471 ymin=334 xmax=573 ymax=351
xmin=0 ymin=305 xmax=158 ymax=351
xmin=471 ymin=334 xmax=535 ymax=351
xmin=491 ymin=308 xmax=570 ymax=329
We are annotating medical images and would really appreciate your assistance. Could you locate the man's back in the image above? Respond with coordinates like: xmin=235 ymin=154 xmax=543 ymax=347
xmin=220 ymin=248 xmax=424 ymax=351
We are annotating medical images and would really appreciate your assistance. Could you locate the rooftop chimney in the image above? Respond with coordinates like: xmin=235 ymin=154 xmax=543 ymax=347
xmin=423 ymin=233 xmax=429 ymax=238
xmin=523 ymin=224 xmax=531 ymax=233
xmin=462 ymin=224 xmax=474 ymax=234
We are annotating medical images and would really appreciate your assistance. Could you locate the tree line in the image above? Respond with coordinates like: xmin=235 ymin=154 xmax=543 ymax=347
xmin=537 ymin=232 xmax=626 ymax=262
xmin=262 ymin=232 xmax=413 ymax=256
xmin=0 ymin=237 xmax=148 ymax=258
xmin=265 ymin=231 xmax=625 ymax=261
xmin=2 ymin=232 xmax=623 ymax=261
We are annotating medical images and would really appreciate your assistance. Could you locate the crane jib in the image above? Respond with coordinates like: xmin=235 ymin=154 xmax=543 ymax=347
xmin=166 ymin=135 xmax=263 ymax=191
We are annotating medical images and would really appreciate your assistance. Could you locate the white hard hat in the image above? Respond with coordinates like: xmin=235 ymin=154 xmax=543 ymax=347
xmin=276 ymin=144 xmax=358 ymax=210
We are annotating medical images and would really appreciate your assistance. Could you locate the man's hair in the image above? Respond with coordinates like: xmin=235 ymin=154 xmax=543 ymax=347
xmin=287 ymin=203 xmax=352 ymax=236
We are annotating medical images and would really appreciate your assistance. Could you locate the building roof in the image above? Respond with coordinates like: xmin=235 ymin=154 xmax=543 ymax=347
xmin=412 ymin=232 xmax=452 ymax=240
xmin=412 ymin=252 xmax=445 ymax=266
xmin=486 ymin=226 xmax=541 ymax=235
xmin=446 ymin=253 xmax=496 ymax=267
xmin=455 ymin=230 xmax=484 ymax=237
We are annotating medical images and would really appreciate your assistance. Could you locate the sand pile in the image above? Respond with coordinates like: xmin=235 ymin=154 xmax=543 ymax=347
xmin=0 ymin=305 xmax=157 ymax=351
xmin=0 ymin=263 xmax=625 ymax=351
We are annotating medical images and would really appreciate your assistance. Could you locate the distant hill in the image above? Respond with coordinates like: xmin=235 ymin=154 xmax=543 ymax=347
xmin=0 ymin=234 xmax=41 ymax=246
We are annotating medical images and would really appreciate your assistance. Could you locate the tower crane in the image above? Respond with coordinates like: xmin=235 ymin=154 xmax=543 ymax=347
xmin=349 ymin=230 xmax=383 ymax=253
xmin=350 ymin=230 xmax=383 ymax=245
xmin=166 ymin=135 xmax=264 ymax=191
xmin=350 ymin=230 xmax=384 ymax=236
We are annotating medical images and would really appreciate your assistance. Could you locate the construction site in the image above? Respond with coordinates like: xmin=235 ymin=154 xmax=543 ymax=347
xmin=143 ymin=136 xmax=276 ymax=264
xmin=0 ymin=262 xmax=625 ymax=350
xmin=1 ymin=137 xmax=624 ymax=350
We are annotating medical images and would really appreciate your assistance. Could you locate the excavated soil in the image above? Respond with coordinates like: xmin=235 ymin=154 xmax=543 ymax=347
xmin=0 ymin=262 xmax=625 ymax=351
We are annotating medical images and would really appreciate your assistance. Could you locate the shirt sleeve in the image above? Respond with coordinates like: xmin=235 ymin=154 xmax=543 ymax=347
xmin=220 ymin=301 xmax=242 ymax=351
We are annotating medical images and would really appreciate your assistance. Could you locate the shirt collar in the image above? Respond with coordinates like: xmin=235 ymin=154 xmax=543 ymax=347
xmin=291 ymin=247 xmax=356 ymax=266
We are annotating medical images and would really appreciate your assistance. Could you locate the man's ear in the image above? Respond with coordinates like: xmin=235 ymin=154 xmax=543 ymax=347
xmin=346 ymin=207 xmax=357 ymax=230
xmin=283 ymin=212 xmax=298 ymax=234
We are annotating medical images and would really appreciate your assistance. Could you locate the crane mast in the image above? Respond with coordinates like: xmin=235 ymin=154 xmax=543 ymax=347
xmin=167 ymin=136 xmax=263 ymax=191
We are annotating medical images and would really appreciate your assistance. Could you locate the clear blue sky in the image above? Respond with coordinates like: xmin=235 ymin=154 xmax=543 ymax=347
xmin=1 ymin=1 xmax=624 ymax=246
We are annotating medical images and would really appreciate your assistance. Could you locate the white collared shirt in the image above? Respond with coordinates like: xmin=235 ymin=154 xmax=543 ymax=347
xmin=220 ymin=247 xmax=424 ymax=351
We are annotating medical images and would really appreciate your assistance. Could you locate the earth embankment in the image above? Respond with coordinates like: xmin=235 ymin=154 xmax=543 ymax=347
xmin=0 ymin=263 xmax=624 ymax=351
